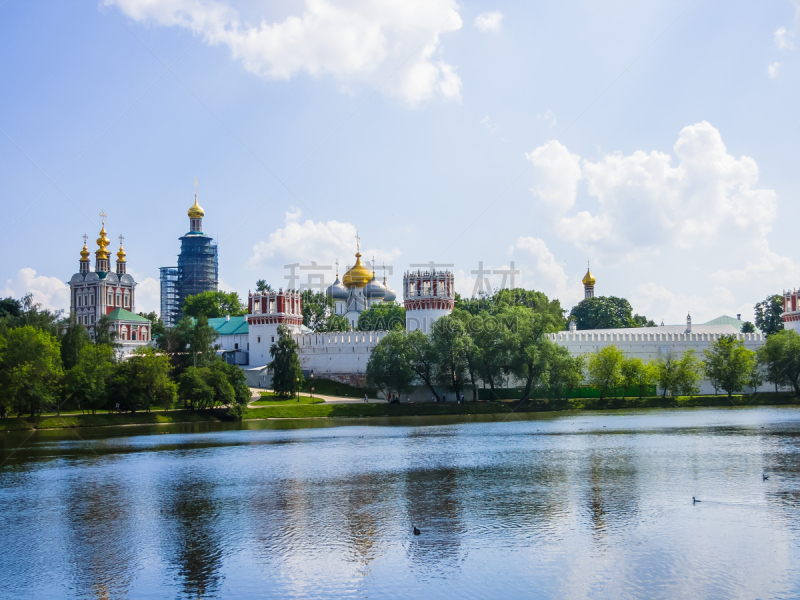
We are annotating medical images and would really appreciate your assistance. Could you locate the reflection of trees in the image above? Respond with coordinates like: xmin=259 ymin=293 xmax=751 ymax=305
xmin=583 ymin=449 xmax=640 ymax=544
xmin=161 ymin=477 xmax=223 ymax=599
xmin=64 ymin=475 xmax=137 ymax=599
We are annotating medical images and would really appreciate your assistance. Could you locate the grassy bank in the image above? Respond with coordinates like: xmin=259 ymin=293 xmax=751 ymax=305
xmin=2 ymin=393 xmax=797 ymax=432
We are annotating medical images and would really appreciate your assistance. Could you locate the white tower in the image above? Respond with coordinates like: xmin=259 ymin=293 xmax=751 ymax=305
xmin=783 ymin=289 xmax=800 ymax=333
xmin=403 ymin=269 xmax=455 ymax=334
xmin=247 ymin=289 xmax=304 ymax=366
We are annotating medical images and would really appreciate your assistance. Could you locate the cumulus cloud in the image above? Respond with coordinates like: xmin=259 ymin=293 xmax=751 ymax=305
xmin=249 ymin=209 xmax=400 ymax=273
xmin=513 ymin=236 xmax=581 ymax=305
xmin=768 ymin=61 xmax=782 ymax=78
xmin=475 ymin=11 xmax=503 ymax=33
xmin=134 ymin=277 xmax=160 ymax=314
xmin=630 ymin=282 xmax=746 ymax=326
xmin=106 ymin=0 xmax=463 ymax=106
xmin=774 ymin=26 xmax=795 ymax=50
xmin=1 ymin=268 xmax=70 ymax=312
xmin=527 ymin=122 xmax=777 ymax=259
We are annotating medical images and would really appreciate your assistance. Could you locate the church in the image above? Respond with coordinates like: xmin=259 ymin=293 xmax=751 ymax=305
xmin=68 ymin=213 xmax=151 ymax=353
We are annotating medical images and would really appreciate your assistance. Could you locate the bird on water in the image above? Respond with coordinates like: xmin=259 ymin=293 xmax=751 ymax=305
xmin=763 ymin=474 xmax=769 ymax=481
xmin=413 ymin=526 xmax=421 ymax=535
xmin=693 ymin=497 xmax=701 ymax=504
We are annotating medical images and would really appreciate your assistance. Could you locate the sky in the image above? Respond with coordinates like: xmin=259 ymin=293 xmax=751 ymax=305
xmin=1 ymin=0 xmax=799 ymax=325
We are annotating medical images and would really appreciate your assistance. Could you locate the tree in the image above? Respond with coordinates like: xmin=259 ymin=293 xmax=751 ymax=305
xmin=507 ymin=305 xmax=561 ymax=401
xmin=138 ymin=311 xmax=166 ymax=339
xmin=183 ymin=290 xmax=246 ymax=318
xmin=178 ymin=367 xmax=214 ymax=410
xmin=703 ymin=335 xmax=757 ymax=398
xmin=186 ymin=315 xmax=219 ymax=368
xmin=456 ymin=288 xmax=567 ymax=330
xmin=654 ymin=350 xmax=702 ymax=398
xmin=0 ymin=297 xmax=22 ymax=320
xmin=470 ymin=310 xmax=513 ymax=399
xmin=94 ymin=313 xmax=120 ymax=349
xmin=300 ymin=291 xmax=334 ymax=331
xmin=407 ymin=330 xmax=440 ymax=400
xmin=569 ymin=296 xmax=653 ymax=330
xmin=255 ymin=280 xmax=272 ymax=293
xmin=220 ymin=360 xmax=251 ymax=417
xmin=366 ymin=331 xmax=415 ymax=399
xmin=587 ymin=345 xmax=625 ymax=399
xmin=430 ymin=315 xmax=470 ymax=400
xmin=60 ymin=315 xmax=91 ymax=370
xmin=741 ymin=321 xmax=756 ymax=334
xmin=357 ymin=304 xmax=406 ymax=331
xmin=620 ymin=356 xmax=651 ymax=399
xmin=113 ymin=348 xmax=176 ymax=412
xmin=270 ymin=325 xmax=304 ymax=398
xmin=755 ymin=294 xmax=784 ymax=336
xmin=548 ymin=348 xmax=584 ymax=401
xmin=757 ymin=330 xmax=800 ymax=395
xmin=66 ymin=344 xmax=115 ymax=414
xmin=0 ymin=326 xmax=63 ymax=417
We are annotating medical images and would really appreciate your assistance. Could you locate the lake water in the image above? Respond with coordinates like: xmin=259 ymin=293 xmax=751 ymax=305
xmin=2 ymin=408 xmax=800 ymax=599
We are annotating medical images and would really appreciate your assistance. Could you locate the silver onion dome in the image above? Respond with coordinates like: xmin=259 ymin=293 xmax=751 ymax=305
xmin=364 ymin=274 xmax=387 ymax=300
xmin=326 ymin=276 xmax=349 ymax=300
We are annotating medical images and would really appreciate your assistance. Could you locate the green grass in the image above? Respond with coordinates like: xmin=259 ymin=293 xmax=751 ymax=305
xmin=253 ymin=393 xmax=325 ymax=406
xmin=0 ymin=410 xmax=229 ymax=431
xmin=243 ymin=401 xmax=517 ymax=420
xmin=297 ymin=378 xmax=377 ymax=398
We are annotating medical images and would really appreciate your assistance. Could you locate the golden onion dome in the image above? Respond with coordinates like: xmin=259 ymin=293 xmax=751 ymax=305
xmin=582 ymin=267 xmax=596 ymax=286
xmin=80 ymin=243 xmax=90 ymax=261
xmin=96 ymin=225 xmax=111 ymax=259
xmin=116 ymin=243 xmax=126 ymax=263
xmin=188 ymin=195 xmax=205 ymax=218
xmin=342 ymin=253 xmax=373 ymax=288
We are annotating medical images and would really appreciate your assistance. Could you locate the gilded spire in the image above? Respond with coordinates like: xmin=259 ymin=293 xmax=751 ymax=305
xmin=582 ymin=260 xmax=595 ymax=286
xmin=116 ymin=234 xmax=126 ymax=263
xmin=80 ymin=233 xmax=90 ymax=261
xmin=95 ymin=211 xmax=111 ymax=259
xmin=188 ymin=177 xmax=205 ymax=218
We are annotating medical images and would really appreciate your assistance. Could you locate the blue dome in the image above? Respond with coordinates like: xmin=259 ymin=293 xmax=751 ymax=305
xmin=364 ymin=275 xmax=386 ymax=300
xmin=326 ymin=277 xmax=348 ymax=300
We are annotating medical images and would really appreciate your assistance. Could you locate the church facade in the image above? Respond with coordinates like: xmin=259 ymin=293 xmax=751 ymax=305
xmin=68 ymin=214 xmax=151 ymax=353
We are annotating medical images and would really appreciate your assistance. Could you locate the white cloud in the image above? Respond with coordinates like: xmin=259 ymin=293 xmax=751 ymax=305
xmin=768 ymin=61 xmax=782 ymax=78
xmin=107 ymin=0 xmax=463 ymax=106
xmin=527 ymin=122 xmax=777 ymax=260
xmin=630 ymin=282 xmax=743 ymax=325
xmin=134 ymin=277 xmax=160 ymax=314
xmin=249 ymin=209 xmax=401 ymax=273
xmin=774 ymin=26 xmax=795 ymax=50
xmin=480 ymin=115 xmax=499 ymax=133
xmin=538 ymin=109 xmax=557 ymax=128
xmin=474 ymin=11 xmax=503 ymax=33
xmin=514 ymin=236 xmax=582 ymax=307
xmin=1 ymin=268 xmax=70 ymax=312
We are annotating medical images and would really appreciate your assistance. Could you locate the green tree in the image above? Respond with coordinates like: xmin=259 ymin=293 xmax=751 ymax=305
xmin=60 ymin=315 xmax=91 ymax=370
xmin=357 ymin=303 xmax=406 ymax=331
xmin=587 ymin=345 xmax=625 ymax=399
xmin=703 ymin=335 xmax=757 ymax=398
xmin=757 ymin=330 xmax=800 ymax=395
xmin=569 ymin=296 xmax=652 ymax=330
xmin=654 ymin=350 xmax=702 ymax=398
xmin=113 ymin=348 xmax=177 ymax=412
xmin=301 ymin=291 xmax=335 ymax=331
xmin=66 ymin=344 xmax=115 ymax=414
xmin=219 ymin=360 xmax=251 ymax=417
xmin=94 ymin=313 xmax=120 ymax=349
xmin=0 ymin=297 xmax=22 ymax=320
xmin=270 ymin=325 xmax=304 ymax=398
xmin=741 ymin=321 xmax=756 ymax=334
xmin=548 ymin=348 xmax=584 ymax=401
xmin=138 ymin=311 xmax=166 ymax=339
xmin=366 ymin=331 xmax=416 ymax=399
xmin=0 ymin=326 xmax=63 ymax=417
xmin=16 ymin=294 xmax=62 ymax=334
xmin=455 ymin=288 xmax=567 ymax=329
xmin=183 ymin=290 xmax=246 ymax=318
xmin=430 ymin=315 xmax=470 ymax=400
xmin=178 ymin=366 xmax=214 ymax=410
xmin=507 ymin=305 xmax=561 ymax=401
xmin=755 ymin=294 xmax=784 ymax=336
xmin=407 ymin=330 xmax=441 ymax=401
xmin=470 ymin=310 xmax=513 ymax=399
xmin=181 ymin=315 xmax=219 ymax=369
xmin=620 ymin=356 xmax=651 ymax=399
xmin=255 ymin=280 xmax=272 ymax=293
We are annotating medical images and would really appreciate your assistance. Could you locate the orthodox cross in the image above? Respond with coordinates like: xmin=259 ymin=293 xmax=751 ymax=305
xmin=335 ymin=258 xmax=339 ymax=276
xmin=194 ymin=176 xmax=198 ymax=195
xmin=118 ymin=234 xmax=124 ymax=245
xmin=99 ymin=210 xmax=107 ymax=223
xmin=355 ymin=231 xmax=361 ymax=253
xmin=82 ymin=234 xmax=88 ymax=245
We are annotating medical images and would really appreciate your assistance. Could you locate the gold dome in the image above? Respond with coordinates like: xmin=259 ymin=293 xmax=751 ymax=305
xmin=116 ymin=243 xmax=126 ymax=263
xmin=342 ymin=253 xmax=373 ymax=288
xmin=80 ymin=243 xmax=90 ymax=261
xmin=95 ymin=225 xmax=111 ymax=259
xmin=582 ymin=268 xmax=596 ymax=286
xmin=188 ymin=194 xmax=205 ymax=218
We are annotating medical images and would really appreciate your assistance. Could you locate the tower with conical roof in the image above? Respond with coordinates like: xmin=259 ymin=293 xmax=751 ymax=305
xmin=161 ymin=179 xmax=218 ymax=327
xmin=582 ymin=262 xmax=596 ymax=299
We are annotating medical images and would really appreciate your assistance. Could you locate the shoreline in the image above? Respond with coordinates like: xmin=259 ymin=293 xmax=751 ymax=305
xmin=2 ymin=393 xmax=798 ymax=433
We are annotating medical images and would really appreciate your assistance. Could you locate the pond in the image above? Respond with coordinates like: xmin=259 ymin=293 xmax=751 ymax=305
xmin=2 ymin=408 xmax=800 ymax=599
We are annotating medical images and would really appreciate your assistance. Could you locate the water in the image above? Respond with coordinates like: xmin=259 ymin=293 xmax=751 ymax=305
xmin=2 ymin=408 xmax=800 ymax=599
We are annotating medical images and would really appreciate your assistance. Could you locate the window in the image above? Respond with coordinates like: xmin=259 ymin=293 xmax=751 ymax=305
xmin=116 ymin=292 xmax=121 ymax=307
xmin=271 ymin=336 xmax=274 ymax=342
xmin=107 ymin=291 xmax=113 ymax=305
xmin=132 ymin=332 xmax=137 ymax=341
xmin=78 ymin=295 xmax=82 ymax=307
xmin=234 ymin=343 xmax=239 ymax=350
xmin=124 ymin=292 xmax=130 ymax=308
xmin=257 ymin=336 xmax=261 ymax=343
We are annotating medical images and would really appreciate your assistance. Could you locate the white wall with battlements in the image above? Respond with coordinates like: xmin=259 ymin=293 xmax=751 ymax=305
xmin=295 ymin=331 xmax=389 ymax=378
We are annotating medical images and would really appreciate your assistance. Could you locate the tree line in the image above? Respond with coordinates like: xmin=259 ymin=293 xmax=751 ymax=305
xmin=0 ymin=295 xmax=249 ymax=418
xmin=363 ymin=302 xmax=800 ymax=402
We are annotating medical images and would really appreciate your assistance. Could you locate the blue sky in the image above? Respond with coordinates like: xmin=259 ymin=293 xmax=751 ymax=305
xmin=1 ymin=0 xmax=798 ymax=325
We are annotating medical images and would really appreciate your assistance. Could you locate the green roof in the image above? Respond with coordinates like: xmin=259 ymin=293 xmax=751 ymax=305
xmin=208 ymin=315 xmax=249 ymax=335
xmin=107 ymin=308 xmax=151 ymax=323
xmin=702 ymin=315 xmax=753 ymax=332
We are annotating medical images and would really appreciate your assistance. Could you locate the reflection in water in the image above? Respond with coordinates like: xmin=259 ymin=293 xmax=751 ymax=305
xmin=2 ymin=409 xmax=800 ymax=599
xmin=160 ymin=475 xmax=224 ymax=599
